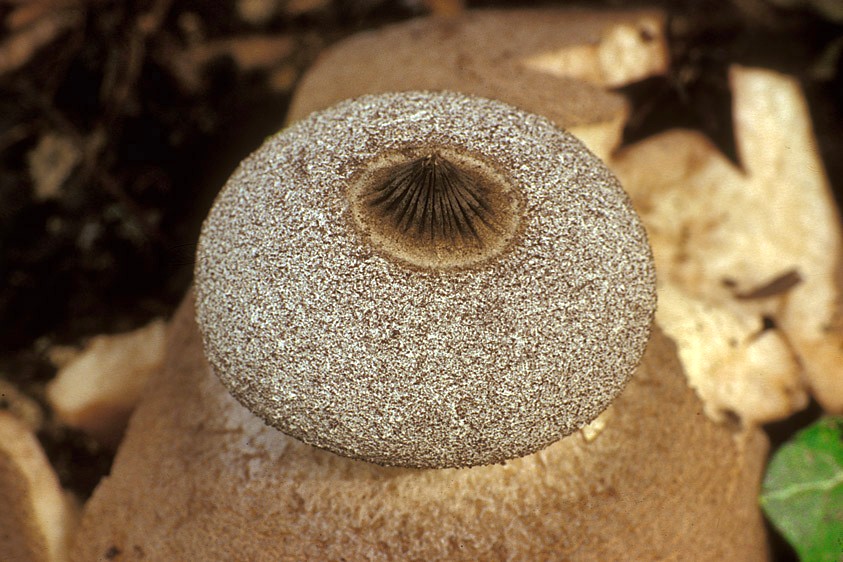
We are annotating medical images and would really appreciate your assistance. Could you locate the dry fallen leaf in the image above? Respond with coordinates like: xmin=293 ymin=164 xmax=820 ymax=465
xmin=237 ymin=0 xmax=282 ymax=25
xmin=612 ymin=65 xmax=843 ymax=423
xmin=655 ymin=284 xmax=806 ymax=423
xmin=521 ymin=15 xmax=666 ymax=87
xmin=0 ymin=8 xmax=80 ymax=76
xmin=0 ymin=412 xmax=78 ymax=562
xmin=161 ymin=34 xmax=296 ymax=93
xmin=46 ymin=319 xmax=167 ymax=446
xmin=0 ymin=378 xmax=45 ymax=433
xmin=27 ymin=133 xmax=82 ymax=201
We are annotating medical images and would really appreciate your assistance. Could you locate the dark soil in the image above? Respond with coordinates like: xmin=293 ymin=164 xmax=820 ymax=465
xmin=2 ymin=1 xmax=840 ymax=560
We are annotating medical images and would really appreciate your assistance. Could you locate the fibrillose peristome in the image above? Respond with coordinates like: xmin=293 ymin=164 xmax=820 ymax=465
xmin=347 ymin=146 xmax=524 ymax=270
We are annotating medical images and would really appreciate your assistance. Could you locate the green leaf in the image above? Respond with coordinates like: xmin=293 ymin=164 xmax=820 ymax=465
xmin=760 ymin=417 xmax=843 ymax=562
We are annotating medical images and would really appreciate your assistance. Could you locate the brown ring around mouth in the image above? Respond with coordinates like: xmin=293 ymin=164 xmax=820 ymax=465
xmin=347 ymin=147 xmax=524 ymax=270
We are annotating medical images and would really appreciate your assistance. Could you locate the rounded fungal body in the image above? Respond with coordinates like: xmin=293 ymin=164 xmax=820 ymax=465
xmin=195 ymin=91 xmax=656 ymax=468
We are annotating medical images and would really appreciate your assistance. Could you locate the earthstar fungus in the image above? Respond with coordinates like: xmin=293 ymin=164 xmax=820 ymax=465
xmin=194 ymin=91 xmax=657 ymax=468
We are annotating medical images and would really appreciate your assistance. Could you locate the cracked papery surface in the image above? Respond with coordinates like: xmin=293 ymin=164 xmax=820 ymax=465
xmin=194 ymin=91 xmax=656 ymax=468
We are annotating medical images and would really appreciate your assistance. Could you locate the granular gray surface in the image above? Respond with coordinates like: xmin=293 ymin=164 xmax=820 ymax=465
xmin=194 ymin=91 xmax=656 ymax=468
